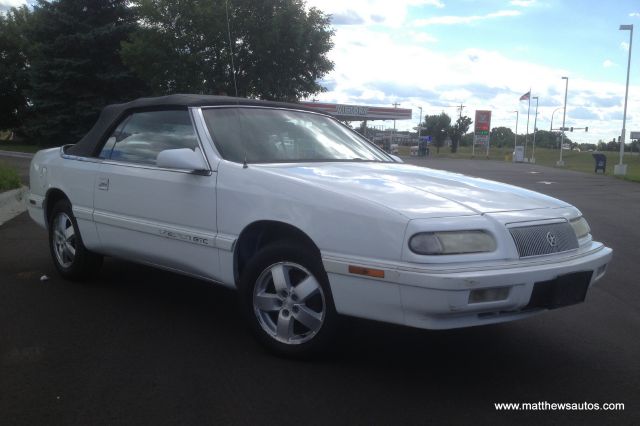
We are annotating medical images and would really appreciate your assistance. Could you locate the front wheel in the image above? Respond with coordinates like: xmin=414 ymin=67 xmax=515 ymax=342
xmin=48 ymin=199 xmax=103 ymax=280
xmin=239 ymin=242 xmax=338 ymax=357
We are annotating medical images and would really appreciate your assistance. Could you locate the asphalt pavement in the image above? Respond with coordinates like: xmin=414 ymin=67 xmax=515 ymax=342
xmin=1 ymin=155 xmax=638 ymax=425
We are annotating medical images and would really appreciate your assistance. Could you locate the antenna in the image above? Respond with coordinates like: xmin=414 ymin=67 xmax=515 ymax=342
xmin=225 ymin=0 xmax=239 ymax=98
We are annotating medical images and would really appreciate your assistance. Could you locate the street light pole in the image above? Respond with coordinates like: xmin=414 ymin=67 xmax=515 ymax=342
xmin=558 ymin=77 xmax=569 ymax=166
xmin=616 ymin=24 xmax=633 ymax=176
xmin=550 ymin=107 xmax=563 ymax=131
xmin=513 ymin=110 xmax=519 ymax=161
xmin=391 ymin=102 xmax=400 ymax=152
xmin=532 ymin=96 xmax=539 ymax=163
xmin=417 ymin=106 xmax=423 ymax=143
xmin=524 ymin=88 xmax=531 ymax=161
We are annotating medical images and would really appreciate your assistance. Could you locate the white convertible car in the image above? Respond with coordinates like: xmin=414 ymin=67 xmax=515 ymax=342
xmin=28 ymin=95 xmax=612 ymax=356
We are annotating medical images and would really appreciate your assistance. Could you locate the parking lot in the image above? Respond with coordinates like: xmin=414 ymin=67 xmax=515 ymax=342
xmin=1 ymin=156 xmax=638 ymax=425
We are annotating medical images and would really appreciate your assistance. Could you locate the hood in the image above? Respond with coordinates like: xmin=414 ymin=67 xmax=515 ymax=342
xmin=255 ymin=162 xmax=569 ymax=220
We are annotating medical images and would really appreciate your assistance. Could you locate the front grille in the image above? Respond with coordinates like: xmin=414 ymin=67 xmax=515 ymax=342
xmin=509 ymin=222 xmax=578 ymax=258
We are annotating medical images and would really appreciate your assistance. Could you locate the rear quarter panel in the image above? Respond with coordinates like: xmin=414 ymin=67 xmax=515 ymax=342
xmin=29 ymin=148 xmax=100 ymax=250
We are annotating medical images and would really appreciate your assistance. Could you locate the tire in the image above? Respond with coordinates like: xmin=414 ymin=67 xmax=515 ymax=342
xmin=48 ymin=199 xmax=103 ymax=281
xmin=239 ymin=241 xmax=339 ymax=357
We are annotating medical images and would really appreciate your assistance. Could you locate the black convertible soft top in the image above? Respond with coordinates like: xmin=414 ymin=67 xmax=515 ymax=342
xmin=67 ymin=94 xmax=327 ymax=157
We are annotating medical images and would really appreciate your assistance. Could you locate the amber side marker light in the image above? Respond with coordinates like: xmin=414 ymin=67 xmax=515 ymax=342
xmin=348 ymin=265 xmax=385 ymax=279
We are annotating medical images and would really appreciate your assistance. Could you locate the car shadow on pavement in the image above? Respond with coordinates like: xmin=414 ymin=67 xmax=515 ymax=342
xmin=93 ymin=256 xmax=595 ymax=381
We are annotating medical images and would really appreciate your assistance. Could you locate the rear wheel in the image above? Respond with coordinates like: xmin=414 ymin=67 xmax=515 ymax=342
xmin=48 ymin=199 xmax=103 ymax=280
xmin=239 ymin=242 xmax=338 ymax=357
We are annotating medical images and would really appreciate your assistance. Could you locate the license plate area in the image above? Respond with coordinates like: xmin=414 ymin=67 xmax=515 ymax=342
xmin=526 ymin=271 xmax=593 ymax=309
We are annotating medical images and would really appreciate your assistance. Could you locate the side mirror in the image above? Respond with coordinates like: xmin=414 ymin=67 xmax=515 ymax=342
xmin=389 ymin=154 xmax=403 ymax=163
xmin=156 ymin=148 xmax=207 ymax=172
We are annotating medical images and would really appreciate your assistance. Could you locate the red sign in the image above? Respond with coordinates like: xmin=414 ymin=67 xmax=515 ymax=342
xmin=474 ymin=110 xmax=492 ymax=147
xmin=474 ymin=110 xmax=492 ymax=134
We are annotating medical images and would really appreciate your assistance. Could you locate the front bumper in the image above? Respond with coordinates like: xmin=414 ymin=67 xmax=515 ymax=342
xmin=322 ymin=242 xmax=612 ymax=330
xmin=27 ymin=192 xmax=46 ymax=229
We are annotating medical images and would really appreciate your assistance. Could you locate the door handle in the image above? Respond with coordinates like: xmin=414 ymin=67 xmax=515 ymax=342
xmin=98 ymin=177 xmax=109 ymax=191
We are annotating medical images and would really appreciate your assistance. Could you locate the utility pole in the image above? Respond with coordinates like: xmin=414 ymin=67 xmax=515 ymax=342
xmin=454 ymin=103 xmax=465 ymax=154
xmin=392 ymin=102 xmax=400 ymax=131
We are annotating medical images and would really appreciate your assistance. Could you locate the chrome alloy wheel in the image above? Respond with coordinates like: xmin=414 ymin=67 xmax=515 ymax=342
xmin=253 ymin=262 xmax=326 ymax=345
xmin=52 ymin=212 xmax=76 ymax=268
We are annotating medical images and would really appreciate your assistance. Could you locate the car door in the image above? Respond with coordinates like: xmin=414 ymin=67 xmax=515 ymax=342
xmin=92 ymin=109 xmax=221 ymax=280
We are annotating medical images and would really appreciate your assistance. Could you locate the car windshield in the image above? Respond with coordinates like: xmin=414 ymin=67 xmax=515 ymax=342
xmin=202 ymin=107 xmax=392 ymax=163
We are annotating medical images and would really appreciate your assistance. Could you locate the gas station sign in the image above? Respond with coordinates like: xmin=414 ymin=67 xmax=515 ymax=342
xmin=473 ymin=110 xmax=492 ymax=146
xmin=300 ymin=102 xmax=412 ymax=121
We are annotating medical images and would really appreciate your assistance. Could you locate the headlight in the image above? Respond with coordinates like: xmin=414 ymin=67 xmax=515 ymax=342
xmin=409 ymin=231 xmax=496 ymax=255
xmin=570 ymin=216 xmax=591 ymax=239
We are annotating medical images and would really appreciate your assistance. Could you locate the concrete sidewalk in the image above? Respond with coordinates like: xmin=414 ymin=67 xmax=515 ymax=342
xmin=0 ymin=186 xmax=28 ymax=226
xmin=0 ymin=151 xmax=31 ymax=225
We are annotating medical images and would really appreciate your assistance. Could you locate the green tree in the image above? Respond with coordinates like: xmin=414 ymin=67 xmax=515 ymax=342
xmin=122 ymin=0 xmax=334 ymax=101
xmin=533 ymin=130 xmax=572 ymax=149
xmin=448 ymin=115 xmax=472 ymax=153
xmin=606 ymin=140 xmax=619 ymax=151
xmin=460 ymin=132 xmax=474 ymax=147
xmin=355 ymin=122 xmax=379 ymax=139
xmin=423 ymin=112 xmax=451 ymax=154
xmin=24 ymin=0 xmax=147 ymax=147
xmin=0 ymin=6 xmax=31 ymax=132
xmin=489 ymin=127 xmax=515 ymax=148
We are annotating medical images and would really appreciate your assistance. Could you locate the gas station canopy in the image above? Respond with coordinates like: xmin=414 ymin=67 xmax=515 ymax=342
xmin=299 ymin=102 xmax=412 ymax=121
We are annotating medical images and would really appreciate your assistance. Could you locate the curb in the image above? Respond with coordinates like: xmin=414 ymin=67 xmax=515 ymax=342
xmin=0 ymin=185 xmax=29 ymax=226
xmin=0 ymin=150 xmax=34 ymax=159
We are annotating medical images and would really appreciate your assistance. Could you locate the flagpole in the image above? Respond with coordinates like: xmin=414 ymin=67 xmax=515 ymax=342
xmin=525 ymin=88 xmax=531 ymax=161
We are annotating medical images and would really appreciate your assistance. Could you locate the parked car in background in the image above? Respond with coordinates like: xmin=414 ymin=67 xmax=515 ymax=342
xmin=28 ymin=95 xmax=612 ymax=356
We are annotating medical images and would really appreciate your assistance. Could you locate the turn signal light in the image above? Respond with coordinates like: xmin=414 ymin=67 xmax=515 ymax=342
xmin=348 ymin=265 xmax=385 ymax=279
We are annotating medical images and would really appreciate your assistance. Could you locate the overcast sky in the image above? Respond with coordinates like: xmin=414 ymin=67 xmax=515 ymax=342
xmin=3 ymin=0 xmax=639 ymax=144
xmin=306 ymin=0 xmax=640 ymax=144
